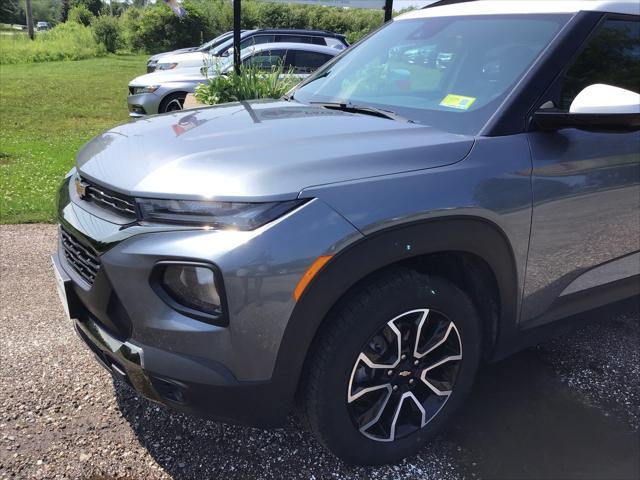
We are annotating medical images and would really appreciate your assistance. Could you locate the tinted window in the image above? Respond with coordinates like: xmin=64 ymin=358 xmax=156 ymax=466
xmin=275 ymin=35 xmax=314 ymax=44
xmin=290 ymin=50 xmax=334 ymax=73
xmin=244 ymin=49 xmax=287 ymax=70
xmin=560 ymin=19 xmax=640 ymax=109
xmin=294 ymin=15 xmax=568 ymax=135
xmin=240 ymin=34 xmax=275 ymax=49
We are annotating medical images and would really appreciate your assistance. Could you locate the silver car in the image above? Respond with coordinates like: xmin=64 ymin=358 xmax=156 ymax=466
xmin=128 ymin=43 xmax=340 ymax=117
xmin=55 ymin=0 xmax=639 ymax=466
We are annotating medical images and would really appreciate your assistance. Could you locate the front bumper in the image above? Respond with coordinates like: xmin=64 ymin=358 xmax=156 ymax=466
xmin=127 ymin=91 xmax=162 ymax=117
xmin=55 ymin=177 xmax=360 ymax=426
xmin=60 ymin=264 xmax=285 ymax=426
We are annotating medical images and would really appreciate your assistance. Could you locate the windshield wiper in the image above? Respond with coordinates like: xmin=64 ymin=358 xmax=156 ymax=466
xmin=310 ymin=102 xmax=414 ymax=123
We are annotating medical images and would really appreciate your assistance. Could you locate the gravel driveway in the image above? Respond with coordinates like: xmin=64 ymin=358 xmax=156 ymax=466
xmin=1 ymin=224 xmax=638 ymax=480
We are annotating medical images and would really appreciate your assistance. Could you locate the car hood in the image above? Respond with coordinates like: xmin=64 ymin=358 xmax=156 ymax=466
xmin=148 ymin=47 xmax=196 ymax=63
xmin=77 ymin=100 xmax=474 ymax=202
xmin=130 ymin=67 xmax=206 ymax=86
xmin=156 ymin=51 xmax=210 ymax=67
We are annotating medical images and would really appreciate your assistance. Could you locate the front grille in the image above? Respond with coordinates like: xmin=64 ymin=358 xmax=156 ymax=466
xmin=61 ymin=228 xmax=100 ymax=285
xmin=82 ymin=178 xmax=137 ymax=219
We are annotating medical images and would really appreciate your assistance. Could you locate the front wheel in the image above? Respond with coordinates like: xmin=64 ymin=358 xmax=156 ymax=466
xmin=159 ymin=92 xmax=187 ymax=113
xmin=301 ymin=268 xmax=482 ymax=465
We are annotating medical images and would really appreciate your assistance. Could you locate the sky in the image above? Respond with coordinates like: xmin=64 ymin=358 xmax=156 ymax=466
xmin=393 ymin=0 xmax=434 ymax=10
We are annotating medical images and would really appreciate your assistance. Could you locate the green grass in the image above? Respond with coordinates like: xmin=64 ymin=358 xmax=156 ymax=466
xmin=0 ymin=54 xmax=147 ymax=223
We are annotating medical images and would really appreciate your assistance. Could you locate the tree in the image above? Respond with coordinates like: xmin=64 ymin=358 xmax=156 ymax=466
xmin=0 ymin=0 xmax=25 ymax=25
xmin=59 ymin=0 xmax=70 ymax=21
xmin=71 ymin=0 xmax=102 ymax=16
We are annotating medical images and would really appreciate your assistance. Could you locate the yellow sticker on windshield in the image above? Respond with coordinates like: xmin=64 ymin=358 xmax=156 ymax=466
xmin=440 ymin=94 xmax=476 ymax=110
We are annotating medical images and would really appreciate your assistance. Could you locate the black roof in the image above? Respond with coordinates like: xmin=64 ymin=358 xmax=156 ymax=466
xmin=245 ymin=28 xmax=347 ymax=40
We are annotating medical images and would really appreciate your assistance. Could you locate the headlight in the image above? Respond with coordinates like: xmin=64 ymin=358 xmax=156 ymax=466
xmin=157 ymin=62 xmax=178 ymax=70
xmin=154 ymin=262 xmax=226 ymax=324
xmin=136 ymin=198 xmax=303 ymax=230
xmin=131 ymin=85 xmax=160 ymax=94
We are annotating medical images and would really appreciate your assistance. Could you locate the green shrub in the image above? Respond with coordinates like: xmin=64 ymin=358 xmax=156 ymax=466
xmin=120 ymin=0 xmax=387 ymax=54
xmin=122 ymin=2 xmax=212 ymax=53
xmin=92 ymin=15 xmax=121 ymax=53
xmin=68 ymin=4 xmax=95 ymax=26
xmin=0 ymin=22 xmax=105 ymax=64
xmin=194 ymin=63 xmax=299 ymax=105
xmin=71 ymin=0 xmax=102 ymax=16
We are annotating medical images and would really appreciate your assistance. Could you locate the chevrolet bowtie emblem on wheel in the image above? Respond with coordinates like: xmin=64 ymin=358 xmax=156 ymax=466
xmin=75 ymin=175 xmax=87 ymax=199
xmin=398 ymin=370 xmax=412 ymax=377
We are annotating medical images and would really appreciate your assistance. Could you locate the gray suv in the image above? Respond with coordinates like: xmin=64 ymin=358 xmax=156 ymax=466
xmin=53 ymin=0 xmax=639 ymax=465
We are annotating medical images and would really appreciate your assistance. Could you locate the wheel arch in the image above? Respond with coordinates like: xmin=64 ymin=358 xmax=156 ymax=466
xmin=270 ymin=216 xmax=520 ymax=413
xmin=158 ymin=90 xmax=189 ymax=113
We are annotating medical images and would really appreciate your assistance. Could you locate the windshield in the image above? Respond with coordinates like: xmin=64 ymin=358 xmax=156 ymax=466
xmin=211 ymin=32 xmax=255 ymax=56
xmin=294 ymin=15 xmax=569 ymax=135
xmin=198 ymin=32 xmax=234 ymax=52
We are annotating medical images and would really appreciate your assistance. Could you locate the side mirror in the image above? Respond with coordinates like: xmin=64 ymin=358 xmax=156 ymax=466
xmin=534 ymin=84 xmax=640 ymax=132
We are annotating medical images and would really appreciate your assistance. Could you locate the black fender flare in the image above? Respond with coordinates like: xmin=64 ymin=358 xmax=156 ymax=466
xmin=268 ymin=216 xmax=520 ymax=423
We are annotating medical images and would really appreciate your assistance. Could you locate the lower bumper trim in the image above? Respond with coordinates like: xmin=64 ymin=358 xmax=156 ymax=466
xmin=75 ymin=316 xmax=159 ymax=402
xmin=73 ymin=316 xmax=291 ymax=427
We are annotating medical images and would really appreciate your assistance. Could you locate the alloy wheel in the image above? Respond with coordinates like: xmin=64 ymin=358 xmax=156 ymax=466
xmin=347 ymin=308 xmax=462 ymax=442
xmin=165 ymin=98 xmax=183 ymax=112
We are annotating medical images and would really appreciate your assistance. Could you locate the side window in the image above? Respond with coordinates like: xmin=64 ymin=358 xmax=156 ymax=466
xmin=312 ymin=37 xmax=327 ymax=46
xmin=288 ymin=50 xmax=334 ymax=74
xmin=560 ymin=18 xmax=639 ymax=109
xmin=244 ymin=49 xmax=287 ymax=70
xmin=275 ymin=35 xmax=314 ymax=44
xmin=251 ymin=34 xmax=274 ymax=46
xmin=240 ymin=35 xmax=274 ymax=49
xmin=239 ymin=38 xmax=253 ymax=50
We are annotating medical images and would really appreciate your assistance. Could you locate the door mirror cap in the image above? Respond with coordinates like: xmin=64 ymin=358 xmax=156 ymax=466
xmin=570 ymin=84 xmax=640 ymax=114
xmin=535 ymin=84 xmax=640 ymax=132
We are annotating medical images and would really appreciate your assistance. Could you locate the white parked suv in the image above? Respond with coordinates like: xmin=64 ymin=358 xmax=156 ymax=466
xmin=154 ymin=28 xmax=349 ymax=72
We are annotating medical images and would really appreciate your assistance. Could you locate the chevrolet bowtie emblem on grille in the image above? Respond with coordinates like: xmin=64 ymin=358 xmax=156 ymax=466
xmin=398 ymin=370 xmax=412 ymax=377
xmin=75 ymin=175 xmax=87 ymax=199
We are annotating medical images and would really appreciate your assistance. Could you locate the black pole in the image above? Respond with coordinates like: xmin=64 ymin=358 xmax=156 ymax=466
xmin=383 ymin=0 xmax=393 ymax=22
xmin=233 ymin=0 xmax=241 ymax=75
xmin=25 ymin=0 xmax=34 ymax=40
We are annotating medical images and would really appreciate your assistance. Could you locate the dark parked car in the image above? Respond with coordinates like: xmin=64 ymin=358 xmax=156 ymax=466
xmin=153 ymin=28 xmax=349 ymax=71
xmin=53 ymin=0 xmax=639 ymax=466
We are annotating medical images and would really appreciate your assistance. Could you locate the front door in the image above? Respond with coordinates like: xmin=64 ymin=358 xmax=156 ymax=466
xmin=522 ymin=15 xmax=640 ymax=323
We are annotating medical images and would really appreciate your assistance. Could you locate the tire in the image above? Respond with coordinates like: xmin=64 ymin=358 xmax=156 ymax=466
xmin=300 ymin=267 xmax=482 ymax=465
xmin=159 ymin=92 xmax=187 ymax=113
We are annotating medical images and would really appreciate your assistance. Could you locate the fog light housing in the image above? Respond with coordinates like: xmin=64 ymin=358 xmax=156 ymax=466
xmin=153 ymin=262 xmax=227 ymax=325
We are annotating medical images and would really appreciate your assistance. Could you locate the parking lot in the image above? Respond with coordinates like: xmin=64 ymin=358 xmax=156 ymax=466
xmin=1 ymin=224 xmax=638 ymax=480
